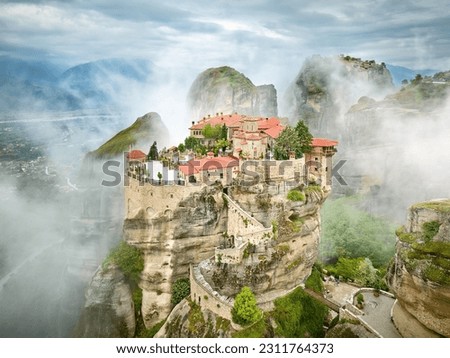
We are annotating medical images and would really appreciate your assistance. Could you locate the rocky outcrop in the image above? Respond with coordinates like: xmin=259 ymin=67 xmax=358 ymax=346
xmin=284 ymin=55 xmax=393 ymax=138
xmin=73 ymin=265 xmax=135 ymax=337
xmin=124 ymin=183 xmax=228 ymax=328
xmin=388 ymin=199 xmax=450 ymax=337
xmin=187 ymin=66 xmax=278 ymax=120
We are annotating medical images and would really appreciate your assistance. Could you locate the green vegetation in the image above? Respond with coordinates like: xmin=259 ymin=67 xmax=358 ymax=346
xmin=286 ymin=258 xmax=303 ymax=271
xmin=411 ymin=241 xmax=450 ymax=259
xmin=272 ymin=287 xmax=328 ymax=338
xmin=287 ymin=189 xmax=305 ymax=202
xmin=326 ymin=257 xmax=386 ymax=288
xmin=232 ymin=316 xmax=267 ymax=338
xmin=187 ymin=300 xmax=206 ymax=336
xmin=413 ymin=200 xmax=450 ymax=213
xmin=423 ymin=264 xmax=450 ymax=285
xmin=320 ymin=196 xmax=396 ymax=268
xmin=231 ymin=287 xmax=262 ymax=326
xmin=103 ymin=241 xmax=144 ymax=282
xmin=274 ymin=120 xmax=313 ymax=160
xmin=206 ymin=66 xmax=255 ymax=90
xmin=147 ymin=141 xmax=158 ymax=160
xmin=171 ymin=278 xmax=191 ymax=306
xmin=422 ymin=221 xmax=441 ymax=242
xmin=202 ymin=124 xmax=222 ymax=139
xmin=396 ymin=226 xmax=417 ymax=244
xmin=305 ymin=185 xmax=322 ymax=195
xmin=305 ymin=264 xmax=324 ymax=293
xmin=393 ymin=74 xmax=450 ymax=109
xmin=356 ymin=293 xmax=364 ymax=305
xmin=89 ymin=115 xmax=156 ymax=159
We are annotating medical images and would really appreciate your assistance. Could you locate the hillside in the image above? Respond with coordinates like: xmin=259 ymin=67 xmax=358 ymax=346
xmin=87 ymin=112 xmax=169 ymax=159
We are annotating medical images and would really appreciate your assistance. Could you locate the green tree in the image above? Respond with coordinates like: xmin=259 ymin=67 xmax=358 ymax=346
xmin=274 ymin=127 xmax=300 ymax=159
xmin=220 ymin=124 xmax=228 ymax=140
xmin=104 ymin=241 xmax=144 ymax=282
xmin=202 ymin=124 xmax=222 ymax=139
xmin=184 ymin=136 xmax=201 ymax=150
xmin=231 ymin=287 xmax=261 ymax=325
xmin=294 ymin=120 xmax=313 ymax=153
xmin=177 ymin=143 xmax=186 ymax=152
xmin=148 ymin=141 xmax=158 ymax=160
xmin=215 ymin=138 xmax=230 ymax=152
xmin=171 ymin=278 xmax=190 ymax=305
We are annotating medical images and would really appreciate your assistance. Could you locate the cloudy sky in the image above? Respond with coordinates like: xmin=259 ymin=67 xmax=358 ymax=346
xmin=1 ymin=0 xmax=450 ymax=88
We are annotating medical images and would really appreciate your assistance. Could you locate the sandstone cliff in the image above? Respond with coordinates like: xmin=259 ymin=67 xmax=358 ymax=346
xmin=284 ymin=55 xmax=394 ymax=138
xmin=73 ymin=265 xmax=136 ymax=337
xmin=187 ymin=66 xmax=278 ymax=120
xmin=388 ymin=199 xmax=450 ymax=337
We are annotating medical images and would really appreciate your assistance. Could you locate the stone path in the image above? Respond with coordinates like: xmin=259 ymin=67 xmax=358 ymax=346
xmin=359 ymin=292 xmax=401 ymax=338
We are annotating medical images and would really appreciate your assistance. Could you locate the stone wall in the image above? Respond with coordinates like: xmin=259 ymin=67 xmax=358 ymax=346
xmin=190 ymin=264 xmax=234 ymax=321
xmin=126 ymin=176 xmax=202 ymax=218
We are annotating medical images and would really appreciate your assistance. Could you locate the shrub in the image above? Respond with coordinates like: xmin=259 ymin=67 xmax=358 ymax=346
xmin=104 ymin=241 xmax=144 ymax=282
xmin=422 ymin=221 xmax=441 ymax=242
xmin=171 ymin=278 xmax=190 ymax=305
xmin=287 ymin=189 xmax=305 ymax=202
xmin=305 ymin=265 xmax=324 ymax=293
xmin=272 ymin=287 xmax=328 ymax=337
xmin=356 ymin=293 xmax=364 ymax=305
xmin=231 ymin=287 xmax=261 ymax=326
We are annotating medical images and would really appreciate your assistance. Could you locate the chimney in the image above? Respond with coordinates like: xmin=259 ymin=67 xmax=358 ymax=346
xmin=208 ymin=114 xmax=211 ymax=118
xmin=220 ymin=112 xmax=223 ymax=115
xmin=191 ymin=121 xmax=195 ymax=126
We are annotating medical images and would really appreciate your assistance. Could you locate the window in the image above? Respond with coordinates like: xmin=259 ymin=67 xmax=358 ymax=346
xmin=220 ymin=173 xmax=223 ymax=179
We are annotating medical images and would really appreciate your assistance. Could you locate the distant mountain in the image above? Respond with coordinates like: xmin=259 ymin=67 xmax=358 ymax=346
xmin=386 ymin=64 xmax=438 ymax=86
xmin=58 ymin=59 xmax=154 ymax=105
xmin=0 ymin=57 xmax=154 ymax=114
xmin=0 ymin=56 xmax=63 ymax=84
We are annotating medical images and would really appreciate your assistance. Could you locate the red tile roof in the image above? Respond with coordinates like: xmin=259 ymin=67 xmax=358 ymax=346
xmin=189 ymin=113 xmax=244 ymax=130
xmin=179 ymin=156 xmax=239 ymax=176
xmin=264 ymin=125 xmax=284 ymax=139
xmin=311 ymin=138 xmax=339 ymax=147
xmin=258 ymin=117 xmax=280 ymax=130
xmin=127 ymin=149 xmax=147 ymax=160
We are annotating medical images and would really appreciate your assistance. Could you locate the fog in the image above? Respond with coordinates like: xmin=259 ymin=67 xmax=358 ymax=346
xmin=0 ymin=54 xmax=449 ymax=337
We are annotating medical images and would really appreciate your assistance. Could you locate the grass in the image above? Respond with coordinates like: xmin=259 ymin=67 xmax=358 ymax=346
xmin=396 ymin=226 xmax=418 ymax=244
xmin=231 ymin=316 xmax=267 ymax=338
xmin=412 ymin=200 xmax=450 ymax=213
xmin=287 ymin=189 xmax=305 ymax=202
xmin=423 ymin=264 xmax=450 ymax=285
xmin=89 ymin=114 xmax=155 ymax=159
xmin=422 ymin=221 xmax=441 ymax=242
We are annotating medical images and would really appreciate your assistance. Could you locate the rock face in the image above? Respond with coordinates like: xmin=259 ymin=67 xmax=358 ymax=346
xmin=123 ymin=176 xmax=328 ymax=332
xmin=73 ymin=265 xmax=135 ymax=337
xmin=284 ymin=55 xmax=393 ymax=138
xmin=124 ymin=183 xmax=228 ymax=328
xmin=388 ymin=199 xmax=450 ymax=337
xmin=187 ymin=66 xmax=278 ymax=120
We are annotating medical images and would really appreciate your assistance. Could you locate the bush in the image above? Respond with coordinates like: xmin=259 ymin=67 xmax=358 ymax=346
xmin=356 ymin=293 xmax=364 ymax=305
xmin=305 ymin=265 xmax=324 ymax=293
xmin=171 ymin=278 xmax=190 ymax=305
xmin=422 ymin=221 xmax=441 ymax=242
xmin=272 ymin=287 xmax=328 ymax=337
xmin=104 ymin=241 xmax=144 ymax=282
xmin=287 ymin=190 xmax=305 ymax=202
xmin=232 ymin=287 xmax=261 ymax=326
